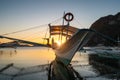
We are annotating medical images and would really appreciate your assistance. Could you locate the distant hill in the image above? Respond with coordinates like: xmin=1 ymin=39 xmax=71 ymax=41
xmin=86 ymin=12 xmax=120 ymax=46
xmin=0 ymin=41 xmax=30 ymax=48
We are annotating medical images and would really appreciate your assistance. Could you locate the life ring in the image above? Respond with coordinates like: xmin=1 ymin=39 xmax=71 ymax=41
xmin=64 ymin=12 xmax=74 ymax=21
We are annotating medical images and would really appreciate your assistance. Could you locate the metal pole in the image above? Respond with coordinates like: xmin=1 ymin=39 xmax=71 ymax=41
xmin=66 ymin=15 xmax=70 ymax=40
xmin=61 ymin=12 xmax=65 ymax=44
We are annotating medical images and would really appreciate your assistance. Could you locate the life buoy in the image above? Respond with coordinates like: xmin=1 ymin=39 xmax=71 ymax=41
xmin=64 ymin=12 xmax=74 ymax=21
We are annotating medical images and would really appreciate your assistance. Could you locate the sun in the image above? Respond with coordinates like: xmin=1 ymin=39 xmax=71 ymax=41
xmin=55 ymin=40 xmax=61 ymax=46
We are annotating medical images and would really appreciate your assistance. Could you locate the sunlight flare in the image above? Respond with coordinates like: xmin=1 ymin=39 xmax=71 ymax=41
xmin=55 ymin=40 xmax=61 ymax=46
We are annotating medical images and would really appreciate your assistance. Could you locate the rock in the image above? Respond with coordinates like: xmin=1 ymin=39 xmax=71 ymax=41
xmin=87 ymin=12 xmax=120 ymax=46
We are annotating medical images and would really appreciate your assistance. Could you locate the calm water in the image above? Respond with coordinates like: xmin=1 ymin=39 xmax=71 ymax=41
xmin=0 ymin=47 xmax=118 ymax=80
xmin=0 ymin=47 xmax=55 ymax=67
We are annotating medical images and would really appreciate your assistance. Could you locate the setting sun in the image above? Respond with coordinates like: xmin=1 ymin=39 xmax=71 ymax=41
xmin=55 ymin=40 xmax=61 ymax=46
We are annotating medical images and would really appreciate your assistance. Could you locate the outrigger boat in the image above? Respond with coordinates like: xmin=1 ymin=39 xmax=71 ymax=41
xmin=47 ymin=12 xmax=94 ymax=80
xmin=0 ymin=12 xmax=119 ymax=80
xmin=47 ymin=12 xmax=120 ymax=80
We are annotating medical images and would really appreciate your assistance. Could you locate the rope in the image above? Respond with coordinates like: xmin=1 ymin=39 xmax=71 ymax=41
xmin=43 ymin=27 xmax=49 ymax=44
xmin=49 ymin=17 xmax=63 ymax=25
xmin=1 ymin=17 xmax=62 ymax=36
xmin=1 ymin=24 xmax=47 ymax=36
xmin=0 ymin=17 xmax=63 ymax=44
xmin=16 ymin=29 xmax=46 ymax=41
xmin=74 ymin=18 xmax=83 ymax=27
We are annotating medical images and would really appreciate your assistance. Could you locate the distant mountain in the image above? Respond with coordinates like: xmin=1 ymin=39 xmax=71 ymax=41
xmin=87 ymin=12 xmax=120 ymax=46
xmin=0 ymin=41 xmax=31 ymax=47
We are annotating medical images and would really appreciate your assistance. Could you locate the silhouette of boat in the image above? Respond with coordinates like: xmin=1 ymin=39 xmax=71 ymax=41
xmin=47 ymin=12 xmax=120 ymax=80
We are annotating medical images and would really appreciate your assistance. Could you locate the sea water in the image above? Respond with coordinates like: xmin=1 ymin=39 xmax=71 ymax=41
xmin=0 ymin=47 xmax=118 ymax=80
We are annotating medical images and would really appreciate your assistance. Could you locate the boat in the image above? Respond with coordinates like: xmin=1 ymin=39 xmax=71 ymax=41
xmin=47 ymin=12 xmax=120 ymax=79
xmin=47 ymin=12 xmax=95 ymax=80
xmin=0 ymin=12 xmax=119 ymax=80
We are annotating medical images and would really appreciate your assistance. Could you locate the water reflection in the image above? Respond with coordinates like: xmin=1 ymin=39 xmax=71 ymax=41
xmin=0 ymin=48 xmax=17 ymax=57
xmin=0 ymin=47 xmax=119 ymax=80
xmin=0 ymin=50 xmax=3 ymax=55
xmin=0 ymin=47 xmax=55 ymax=67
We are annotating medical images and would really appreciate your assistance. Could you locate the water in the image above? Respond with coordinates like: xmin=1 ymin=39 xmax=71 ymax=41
xmin=0 ymin=47 xmax=55 ymax=67
xmin=0 ymin=47 xmax=119 ymax=80
xmin=0 ymin=47 xmax=55 ymax=80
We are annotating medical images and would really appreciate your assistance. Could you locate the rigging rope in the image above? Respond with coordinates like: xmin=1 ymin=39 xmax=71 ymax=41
xmin=74 ymin=18 xmax=84 ymax=28
xmin=1 ymin=24 xmax=48 ymax=36
xmin=0 ymin=17 xmax=63 ymax=36
xmin=43 ymin=27 xmax=49 ymax=44
xmin=0 ymin=17 xmax=64 ymax=44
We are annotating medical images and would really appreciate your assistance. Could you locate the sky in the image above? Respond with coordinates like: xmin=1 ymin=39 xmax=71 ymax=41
xmin=0 ymin=0 xmax=120 ymax=43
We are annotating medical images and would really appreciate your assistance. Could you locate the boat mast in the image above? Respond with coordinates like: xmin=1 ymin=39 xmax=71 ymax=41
xmin=64 ymin=12 xmax=74 ymax=40
xmin=60 ymin=12 xmax=65 ymax=44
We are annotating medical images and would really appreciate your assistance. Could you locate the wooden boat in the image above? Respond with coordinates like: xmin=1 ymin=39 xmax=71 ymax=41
xmin=48 ymin=12 xmax=94 ymax=80
xmin=47 ymin=12 xmax=120 ymax=80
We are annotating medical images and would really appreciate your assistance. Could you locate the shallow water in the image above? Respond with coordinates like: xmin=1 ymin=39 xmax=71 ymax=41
xmin=0 ymin=47 xmax=119 ymax=80
xmin=0 ymin=47 xmax=55 ymax=67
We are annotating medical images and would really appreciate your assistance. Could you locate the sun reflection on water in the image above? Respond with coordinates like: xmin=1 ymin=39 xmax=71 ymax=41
xmin=0 ymin=47 xmax=55 ymax=67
